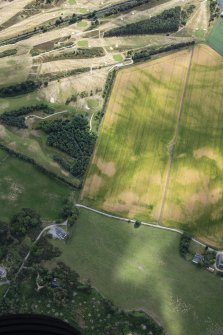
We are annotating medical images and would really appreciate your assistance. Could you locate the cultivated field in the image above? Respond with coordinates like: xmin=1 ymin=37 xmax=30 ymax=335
xmin=83 ymin=44 xmax=223 ymax=247
xmin=83 ymin=48 xmax=193 ymax=218
xmin=54 ymin=208 xmax=223 ymax=335
xmin=164 ymin=45 xmax=223 ymax=246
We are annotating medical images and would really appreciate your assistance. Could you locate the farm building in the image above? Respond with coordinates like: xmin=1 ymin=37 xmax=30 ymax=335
xmin=0 ymin=266 xmax=7 ymax=279
xmin=48 ymin=225 xmax=68 ymax=240
xmin=216 ymin=253 xmax=223 ymax=271
xmin=55 ymin=226 xmax=68 ymax=240
xmin=192 ymin=253 xmax=204 ymax=265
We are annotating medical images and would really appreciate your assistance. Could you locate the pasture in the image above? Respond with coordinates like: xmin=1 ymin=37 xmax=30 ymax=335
xmin=54 ymin=208 xmax=223 ymax=335
xmin=83 ymin=44 xmax=223 ymax=247
xmin=207 ymin=18 xmax=223 ymax=56
xmin=0 ymin=148 xmax=72 ymax=221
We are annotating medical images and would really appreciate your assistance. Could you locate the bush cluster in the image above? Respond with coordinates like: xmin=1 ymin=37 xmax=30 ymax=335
xmin=40 ymin=114 xmax=96 ymax=179
xmin=179 ymin=233 xmax=192 ymax=258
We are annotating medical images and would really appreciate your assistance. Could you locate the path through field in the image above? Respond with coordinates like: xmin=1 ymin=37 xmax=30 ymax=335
xmin=158 ymin=46 xmax=194 ymax=224
xmin=83 ymin=44 xmax=223 ymax=247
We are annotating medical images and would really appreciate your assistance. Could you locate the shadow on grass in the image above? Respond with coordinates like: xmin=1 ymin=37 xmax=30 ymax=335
xmin=56 ymin=209 xmax=223 ymax=335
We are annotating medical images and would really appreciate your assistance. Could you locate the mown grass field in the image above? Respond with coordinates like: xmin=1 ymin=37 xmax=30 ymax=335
xmin=83 ymin=44 xmax=223 ymax=247
xmin=54 ymin=208 xmax=223 ymax=335
xmin=0 ymin=148 xmax=72 ymax=221
xmin=207 ymin=18 xmax=223 ymax=56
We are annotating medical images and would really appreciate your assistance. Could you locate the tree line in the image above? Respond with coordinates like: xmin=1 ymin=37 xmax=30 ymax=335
xmin=92 ymin=0 xmax=151 ymax=19
xmin=104 ymin=7 xmax=181 ymax=37
xmin=0 ymin=104 xmax=54 ymax=128
xmin=39 ymin=67 xmax=90 ymax=83
xmin=128 ymin=40 xmax=195 ymax=63
xmin=95 ymin=69 xmax=116 ymax=127
xmin=209 ymin=0 xmax=220 ymax=22
xmin=43 ymin=47 xmax=105 ymax=63
xmin=40 ymin=114 xmax=96 ymax=179
xmin=0 ymin=143 xmax=80 ymax=189
xmin=0 ymin=80 xmax=43 ymax=97
xmin=0 ymin=48 xmax=17 ymax=58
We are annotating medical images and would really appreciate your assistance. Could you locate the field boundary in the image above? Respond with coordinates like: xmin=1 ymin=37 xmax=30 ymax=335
xmin=0 ymin=143 xmax=80 ymax=189
xmin=75 ymin=204 xmax=209 ymax=249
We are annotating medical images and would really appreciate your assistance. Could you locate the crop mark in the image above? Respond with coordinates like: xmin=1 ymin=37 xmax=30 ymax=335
xmin=158 ymin=46 xmax=195 ymax=224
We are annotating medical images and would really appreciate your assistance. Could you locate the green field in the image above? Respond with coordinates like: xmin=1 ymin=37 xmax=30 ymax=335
xmin=54 ymin=208 xmax=223 ymax=335
xmin=79 ymin=8 xmax=88 ymax=14
xmin=0 ymin=92 xmax=40 ymax=114
xmin=0 ymin=123 xmax=80 ymax=187
xmin=77 ymin=39 xmax=88 ymax=48
xmin=83 ymin=44 xmax=223 ymax=247
xmin=113 ymin=54 xmax=123 ymax=62
xmin=207 ymin=18 xmax=223 ymax=56
xmin=0 ymin=148 xmax=72 ymax=221
xmin=77 ymin=20 xmax=88 ymax=28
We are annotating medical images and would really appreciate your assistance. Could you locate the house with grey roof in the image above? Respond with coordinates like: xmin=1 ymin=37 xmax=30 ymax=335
xmin=216 ymin=252 xmax=223 ymax=271
xmin=192 ymin=253 xmax=204 ymax=265
xmin=48 ymin=225 xmax=68 ymax=240
xmin=0 ymin=266 xmax=7 ymax=279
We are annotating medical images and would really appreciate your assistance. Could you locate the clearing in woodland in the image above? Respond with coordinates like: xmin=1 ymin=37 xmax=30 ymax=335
xmin=83 ymin=44 xmax=223 ymax=247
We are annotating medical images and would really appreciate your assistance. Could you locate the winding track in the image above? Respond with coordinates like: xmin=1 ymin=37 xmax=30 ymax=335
xmin=3 ymin=221 xmax=67 ymax=298
xmin=26 ymin=110 xmax=68 ymax=120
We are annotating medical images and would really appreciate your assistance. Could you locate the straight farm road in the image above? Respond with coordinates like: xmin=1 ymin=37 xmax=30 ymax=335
xmin=158 ymin=46 xmax=195 ymax=225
